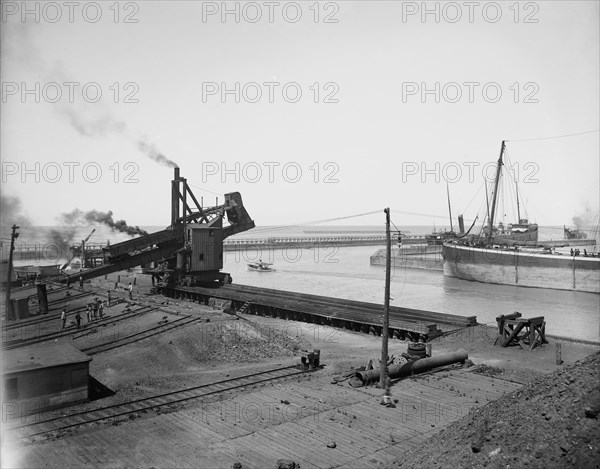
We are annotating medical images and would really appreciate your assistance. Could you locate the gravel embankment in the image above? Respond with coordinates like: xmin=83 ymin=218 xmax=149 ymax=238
xmin=393 ymin=352 xmax=600 ymax=469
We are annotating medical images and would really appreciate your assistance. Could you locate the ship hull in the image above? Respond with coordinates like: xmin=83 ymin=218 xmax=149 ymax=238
xmin=371 ymin=246 xmax=443 ymax=271
xmin=442 ymin=244 xmax=600 ymax=293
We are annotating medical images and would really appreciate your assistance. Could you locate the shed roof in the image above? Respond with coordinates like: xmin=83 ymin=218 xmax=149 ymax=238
xmin=2 ymin=344 xmax=92 ymax=375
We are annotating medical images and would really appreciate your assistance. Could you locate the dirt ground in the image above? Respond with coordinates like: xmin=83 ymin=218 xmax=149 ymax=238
xmin=79 ymin=272 xmax=314 ymax=405
xmin=17 ymin=271 xmax=599 ymax=468
xmin=391 ymin=351 xmax=600 ymax=469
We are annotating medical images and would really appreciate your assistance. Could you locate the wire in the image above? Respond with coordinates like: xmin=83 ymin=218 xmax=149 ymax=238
xmin=248 ymin=210 xmax=384 ymax=235
xmin=506 ymin=129 xmax=599 ymax=143
xmin=462 ymin=181 xmax=484 ymax=216
xmin=186 ymin=182 xmax=225 ymax=197
xmin=390 ymin=208 xmax=476 ymax=223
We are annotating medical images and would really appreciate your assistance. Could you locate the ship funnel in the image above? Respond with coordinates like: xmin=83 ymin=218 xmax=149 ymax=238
xmin=458 ymin=215 xmax=465 ymax=235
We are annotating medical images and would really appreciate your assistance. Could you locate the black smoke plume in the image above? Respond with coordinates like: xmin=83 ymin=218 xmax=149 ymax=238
xmin=60 ymin=209 xmax=148 ymax=237
xmin=48 ymin=227 xmax=78 ymax=259
xmin=572 ymin=206 xmax=596 ymax=230
xmin=11 ymin=23 xmax=178 ymax=168
xmin=137 ymin=140 xmax=178 ymax=168
xmin=59 ymin=104 xmax=127 ymax=138
xmin=0 ymin=191 xmax=31 ymax=228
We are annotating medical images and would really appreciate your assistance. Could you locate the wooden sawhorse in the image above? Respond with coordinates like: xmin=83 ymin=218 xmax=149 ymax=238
xmin=494 ymin=312 xmax=547 ymax=351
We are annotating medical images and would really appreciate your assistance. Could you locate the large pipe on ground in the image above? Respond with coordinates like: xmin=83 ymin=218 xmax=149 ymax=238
xmin=355 ymin=349 xmax=468 ymax=385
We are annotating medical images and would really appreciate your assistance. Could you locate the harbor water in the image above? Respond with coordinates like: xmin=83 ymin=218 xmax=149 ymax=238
xmin=223 ymin=245 xmax=600 ymax=342
xmin=4 ymin=225 xmax=599 ymax=342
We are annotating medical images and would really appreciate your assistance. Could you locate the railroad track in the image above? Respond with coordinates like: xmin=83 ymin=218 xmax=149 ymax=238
xmin=10 ymin=285 xmax=83 ymax=303
xmin=2 ymin=292 xmax=106 ymax=332
xmin=2 ymin=306 xmax=158 ymax=350
xmin=80 ymin=313 xmax=209 ymax=355
xmin=6 ymin=365 xmax=308 ymax=440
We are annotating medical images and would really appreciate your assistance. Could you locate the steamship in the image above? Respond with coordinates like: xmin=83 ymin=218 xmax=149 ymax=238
xmin=442 ymin=141 xmax=599 ymax=293
xmin=564 ymin=226 xmax=588 ymax=240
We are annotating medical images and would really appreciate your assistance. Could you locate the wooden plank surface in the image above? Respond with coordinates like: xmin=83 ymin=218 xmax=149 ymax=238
xmin=10 ymin=369 xmax=521 ymax=469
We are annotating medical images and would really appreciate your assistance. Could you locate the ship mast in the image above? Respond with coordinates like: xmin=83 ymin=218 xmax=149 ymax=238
xmin=485 ymin=184 xmax=491 ymax=225
xmin=446 ymin=182 xmax=454 ymax=233
xmin=487 ymin=140 xmax=505 ymax=243
xmin=516 ymin=182 xmax=521 ymax=223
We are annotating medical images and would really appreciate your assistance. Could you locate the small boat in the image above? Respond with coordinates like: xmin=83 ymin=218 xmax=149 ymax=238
xmin=425 ymin=229 xmax=457 ymax=246
xmin=247 ymin=260 xmax=274 ymax=272
xmin=426 ymin=184 xmax=459 ymax=246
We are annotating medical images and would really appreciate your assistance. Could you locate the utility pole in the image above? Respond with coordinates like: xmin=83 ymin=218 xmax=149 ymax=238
xmin=380 ymin=208 xmax=391 ymax=387
xmin=5 ymin=224 xmax=19 ymax=320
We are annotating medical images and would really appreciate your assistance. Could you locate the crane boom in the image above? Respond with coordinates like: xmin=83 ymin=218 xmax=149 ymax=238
xmin=62 ymin=169 xmax=254 ymax=286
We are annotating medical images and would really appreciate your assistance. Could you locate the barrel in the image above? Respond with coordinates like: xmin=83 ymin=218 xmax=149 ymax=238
xmin=407 ymin=342 xmax=427 ymax=359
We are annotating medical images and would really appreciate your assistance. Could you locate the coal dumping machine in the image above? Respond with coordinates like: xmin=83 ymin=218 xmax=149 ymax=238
xmin=62 ymin=167 xmax=255 ymax=286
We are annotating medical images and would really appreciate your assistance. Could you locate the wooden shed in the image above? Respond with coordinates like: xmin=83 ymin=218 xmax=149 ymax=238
xmin=2 ymin=344 xmax=92 ymax=417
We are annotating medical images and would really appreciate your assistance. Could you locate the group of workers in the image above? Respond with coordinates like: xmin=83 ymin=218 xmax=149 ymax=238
xmin=85 ymin=298 xmax=105 ymax=322
xmin=59 ymin=281 xmax=136 ymax=329
xmin=61 ymin=298 xmax=107 ymax=330
xmin=570 ymin=248 xmax=599 ymax=257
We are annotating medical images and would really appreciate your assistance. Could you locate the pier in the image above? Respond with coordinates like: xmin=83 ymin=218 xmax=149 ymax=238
xmin=161 ymin=283 xmax=477 ymax=342
xmin=222 ymin=235 xmax=389 ymax=250
xmin=4 ymin=236 xmax=392 ymax=265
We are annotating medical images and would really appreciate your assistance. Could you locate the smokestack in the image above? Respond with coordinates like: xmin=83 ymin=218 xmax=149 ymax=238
xmin=172 ymin=167 xmax=180 ymax=226
xmin=458 ymin=215 xmax=465 ymax=235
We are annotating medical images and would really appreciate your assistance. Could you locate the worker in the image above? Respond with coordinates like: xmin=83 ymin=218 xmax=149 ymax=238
xmin=61 ymin=309 xmax=67 ymax=329
xmin=92 ymin=299 xmax=99 ymax=319
xmin=98 ymin=301 xmax=104 ymax=319
xmin=75 ymin=312 xmax=81 ymax=329
xmin=128 ymin=282 xmax=133 ymax=300
xmin=86 ymin=303 xmax=92 ymax=322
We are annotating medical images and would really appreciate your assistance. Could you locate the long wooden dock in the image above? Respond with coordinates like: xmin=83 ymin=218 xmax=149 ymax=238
xmin=12 ymin=367 xmax=521 ymax=469
xmin=162 ymin=284 xmax=477 ymax=342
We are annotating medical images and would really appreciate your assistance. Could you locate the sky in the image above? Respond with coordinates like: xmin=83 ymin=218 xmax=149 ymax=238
xmin=1 ymin=0 xmax=599 ymax=235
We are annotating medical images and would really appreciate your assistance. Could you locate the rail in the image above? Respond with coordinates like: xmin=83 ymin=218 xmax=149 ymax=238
xmin=2 ymin=306 xmax=158 ymax=350
xmin=6 ymin=365 xmax=309 ymax=440
xmin=79 ymin=314 xmax=212 ymax=355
